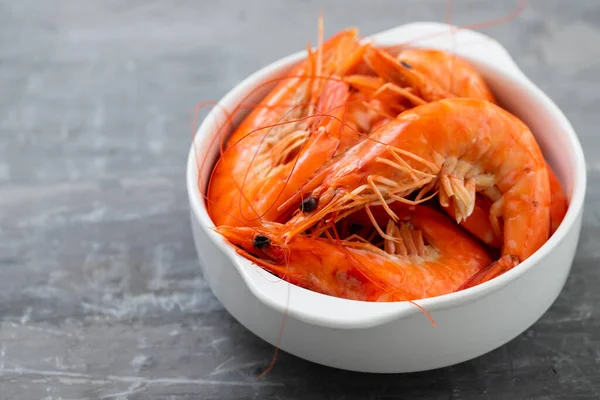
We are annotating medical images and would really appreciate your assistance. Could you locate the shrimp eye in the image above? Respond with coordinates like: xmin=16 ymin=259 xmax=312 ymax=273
xmin=400 ymin=61 xmax=412 ymax=69
xmin=299 ymin=197 xmax=318 ymax=213
xmin=253 ymin=234 xmax=271 ymax=249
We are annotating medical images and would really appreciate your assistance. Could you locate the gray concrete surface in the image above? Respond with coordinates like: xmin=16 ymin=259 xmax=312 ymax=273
xmin=1 ymin=0 xmax=599 ymax=398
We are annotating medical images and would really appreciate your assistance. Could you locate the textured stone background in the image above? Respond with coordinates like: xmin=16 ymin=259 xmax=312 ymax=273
xmin=1 ymin=0 xmax=599 ymax=399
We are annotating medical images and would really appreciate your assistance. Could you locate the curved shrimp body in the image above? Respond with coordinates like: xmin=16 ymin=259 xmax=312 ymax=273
xmin=207 ymin=29 xmax=367 ymax=227
xmin=281 ymin=98 xmax=551 ymax=263
xmin=349 ymin=46 xmax=569 ymax=246
xmin=216 ymin=205 xmax=492 ymax=302
xmin=362 ymin=46 xmax=496 ymax=104
xmin=361 ymin=46 xmax=568 ymax=237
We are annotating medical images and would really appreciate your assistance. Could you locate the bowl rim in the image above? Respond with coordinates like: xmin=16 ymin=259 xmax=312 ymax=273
xmin=186 ymin=21 xmax=587 ymax=329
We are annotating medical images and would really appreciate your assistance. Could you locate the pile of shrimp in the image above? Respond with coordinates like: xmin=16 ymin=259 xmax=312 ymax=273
xmin=202 ymin=24 xmax=568 ymax=303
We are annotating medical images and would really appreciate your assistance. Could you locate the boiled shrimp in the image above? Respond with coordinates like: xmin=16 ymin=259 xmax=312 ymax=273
xmin=216 ymin=204 xmax=491 ymax=302
xmin=381 ymin=47 xmax=496 ymax=102
xmin=360 ymin=46 xmax=496 ymax=104
xmin=361 ymin=46 xmax=568 ymax=236
xmin=207 ymin=28 xmax=367 ymax=227
xmin=280 ymin=98 xmax=551 ymax=267
xmin=341 ymin=46 xmax=496 ymax=134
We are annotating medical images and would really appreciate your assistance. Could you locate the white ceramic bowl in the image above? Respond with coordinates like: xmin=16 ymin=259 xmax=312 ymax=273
xmin=186 ymin=22 xmax=586 ymax=373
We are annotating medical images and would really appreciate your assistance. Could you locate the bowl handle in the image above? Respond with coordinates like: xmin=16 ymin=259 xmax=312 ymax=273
xmin=233 ymin=254 xmax=429 ymax=330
